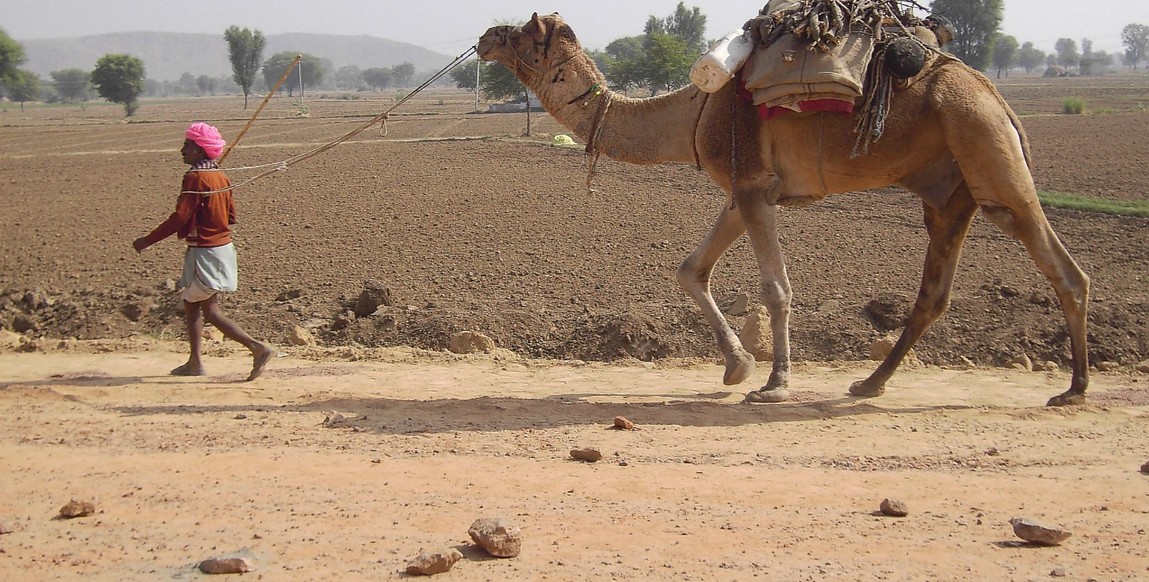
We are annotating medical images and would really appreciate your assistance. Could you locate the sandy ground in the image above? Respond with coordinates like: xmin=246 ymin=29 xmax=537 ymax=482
xmin=1 ymin=340 xmax=1147 ymax=581
xmin=2 ymin=75 xmax=1149 ymax=581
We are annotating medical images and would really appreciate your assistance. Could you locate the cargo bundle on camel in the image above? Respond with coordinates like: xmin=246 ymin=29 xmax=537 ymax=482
xmin=476 ymin=4 xmax=1092 ymax=407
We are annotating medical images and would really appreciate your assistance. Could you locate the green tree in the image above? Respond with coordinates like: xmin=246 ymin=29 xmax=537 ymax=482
xmin=644 ymin=2 xmax=708 ymax=55
xmin=90 ymin=54 xmax=146 ymax=116
xmin=449 ymin=59 xmax=479 ymax=92
xmin=1017 ymin=41 xmax=1046 ymax=74
xmin=5 ymin=69 xmax=41 ymax=108
xmin=478 ymin=60 xmax=523 ymax=101
xmin=0 ymin=26 xmax=27 ymax=87
xmin=929 ymin=0 xmax=1003 ymax=70
xmin=1054 ymin=37 xmax=1080 ymax=69
xmin=362 ymin=67 xmax=393 ymax=90
xmin=224 ymin=26 xmax=266 ymax=108
xmin=50 ymin=68 xmax=91 ymax=101
xmin=392 ymin=62 xmax=416 ymax=86
xmin=262 ymin=52 xmax=325 ymax=97
xmin=990 ymin=34 xmax=1018 ymax=78
xmin=604 ymin=36 xmax=648 ymax=93
xmin=643 ymin=32 xmax=693 ymax=94
xmin=1121 ymin=23 xmax=1149 ymax=70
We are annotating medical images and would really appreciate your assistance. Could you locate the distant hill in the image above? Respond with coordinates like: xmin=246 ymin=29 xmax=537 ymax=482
xmin=20 ymin=31 xmax=455 ymax=82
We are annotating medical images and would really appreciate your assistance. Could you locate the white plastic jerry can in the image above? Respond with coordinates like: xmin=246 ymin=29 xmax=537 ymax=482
xmin=689 ymin=29 xmax=754 ymax=93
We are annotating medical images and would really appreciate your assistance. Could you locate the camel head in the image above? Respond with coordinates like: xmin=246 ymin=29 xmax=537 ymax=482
xmin=477 ymin=12 xmax=586 ymax=81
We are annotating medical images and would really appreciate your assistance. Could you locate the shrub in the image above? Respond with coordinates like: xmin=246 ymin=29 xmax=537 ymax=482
xmin=1062 ymin=97 xmax=1085 ymax=114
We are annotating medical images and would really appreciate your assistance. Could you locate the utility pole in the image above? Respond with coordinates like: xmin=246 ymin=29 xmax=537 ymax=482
xmin=475 ymin=60 xmax=480 ymax=112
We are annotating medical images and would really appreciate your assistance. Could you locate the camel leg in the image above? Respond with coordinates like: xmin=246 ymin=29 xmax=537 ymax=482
xmin=850 ymin=184 xmax=979 ymax=398
xmin=734 ymin=195 xmax=794 ymax=403
xmin=979 ymin=204 xmax=1090 ymax=406
xmin=676 ymin=205 xmax=755 ymax=385
xmin=938 ymin=89 xmax=1091 ymax=405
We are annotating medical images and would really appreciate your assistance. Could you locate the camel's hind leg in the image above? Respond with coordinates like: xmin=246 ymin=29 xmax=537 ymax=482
xmin=850 ymin=184 xmax=979 ymax=398
xmin=676 ymin=204 xmax=756 ymax=385
xmin=938 ymin=78 xmax=1091 ymax=405
xmin=979 ymin=203 xmax=1090 ymax=406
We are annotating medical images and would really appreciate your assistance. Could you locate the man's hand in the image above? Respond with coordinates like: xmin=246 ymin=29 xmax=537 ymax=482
xmin=132 ymin=237 xmax=148 ymax=253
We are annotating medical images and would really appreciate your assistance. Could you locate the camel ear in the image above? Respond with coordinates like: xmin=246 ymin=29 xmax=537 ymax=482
xmin=523 ymin=12 xmax=546 ymax=38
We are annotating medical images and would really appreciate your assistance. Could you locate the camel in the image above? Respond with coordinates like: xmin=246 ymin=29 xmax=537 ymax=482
xmin=477 ymin=12 xmax=1091 ymax=407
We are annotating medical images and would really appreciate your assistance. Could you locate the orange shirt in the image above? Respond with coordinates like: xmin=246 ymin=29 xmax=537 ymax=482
xmin=140 ymin=168 xmax=237 ymax=248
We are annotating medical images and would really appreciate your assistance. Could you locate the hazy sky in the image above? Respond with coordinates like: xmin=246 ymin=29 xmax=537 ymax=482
xmin=1 ymin=0 xmax=1145 ymax=56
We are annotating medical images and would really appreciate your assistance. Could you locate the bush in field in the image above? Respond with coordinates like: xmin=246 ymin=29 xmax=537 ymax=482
xmin=1062 ymin=97 xmax=1085 ymax=114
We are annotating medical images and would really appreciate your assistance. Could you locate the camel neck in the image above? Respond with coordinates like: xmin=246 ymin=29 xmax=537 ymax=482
xmin=527 ymin=56 xmax=703 ymax=167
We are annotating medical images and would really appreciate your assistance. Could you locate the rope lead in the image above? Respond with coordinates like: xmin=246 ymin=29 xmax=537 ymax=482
xmin=196 ymin=46 xmax=479 ymax=195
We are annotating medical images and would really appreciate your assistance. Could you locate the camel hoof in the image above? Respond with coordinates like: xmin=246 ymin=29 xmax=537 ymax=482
xmin=743 ymin=388 xmax=790 ymax=403
xmin=1046 ymin=391 xmax=1086 ymax=407
xmin=848 ymin=379 xmax=885 ymax=398
xmin=723 ymin=350 xmax=755 ymax=385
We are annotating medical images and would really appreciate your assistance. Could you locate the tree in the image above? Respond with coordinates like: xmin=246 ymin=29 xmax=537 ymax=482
xmin=5 ymin=69 xmax=41 ymax=108
xmin=362 ymin=67 xmax=393 ymax=91
xmin=196 ymin=75 xmax=218 ymax=95
xmin=90 ymin=54 xmax=146 ymax=116
xmin=392 ymin=62 xmax=416 ymax=87
xmin=449 ymin=59 xmax=479 ymax=92
xmin=1017 ymin=42 xmax=1046 ymax=74
xmin=1054 ymin=38 xmax=1080 ymax=69
xmin=333 ymin=65 xmax=363 ymax=90
xmin=645 ymin=2 xmax=708 ymax=56
xmin=177 ymin=72 xmax=198 ymax=95
xmin=224 ymin=26 xmax=266 ymax=108
xmin=1122 ymin=23 xmax=1149 ymax=70
xmin=929 ymin=0 xmax=1003 ymax=70
xmin=50 ymin=68 xmax=92 ymax=101
xmin=990 ymin=34 xmax=1018 ymax=78
xmin=603 ymin=36 xmax=647 ymax=93
xmin=477 ymin=60 xmax=522 ymax=101
xmin=0 ymin=26 xmax=26 ymax=88
xmin=1085 ymin=51 xmax=1112 ymax=75
xmin=643 ymin=32 xmax=693 ymax=94
xmin=261 ymin=52 xmax=325 ymax=97
xmin=1078 ymin=38 xmax=1106 ymax=75
xmin=449 ymin=57 xmax=524 ymax=106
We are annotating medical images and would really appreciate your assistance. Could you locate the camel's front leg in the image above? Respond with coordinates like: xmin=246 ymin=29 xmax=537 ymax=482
xmin=850 ymin=186 xmax=979 ymax=398
xmin=734 ymin=196 xmax=793 ymax=403
xmin=676 ymin=205 xmax=756 ymax=385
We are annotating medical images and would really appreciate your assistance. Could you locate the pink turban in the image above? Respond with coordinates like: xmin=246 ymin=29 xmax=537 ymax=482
xmin=185 ymin=122 xmax=226 ymax=160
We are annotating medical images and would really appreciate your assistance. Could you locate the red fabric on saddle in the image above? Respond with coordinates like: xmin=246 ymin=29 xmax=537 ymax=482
xmin=760 ymin=99 xmax=854 ymax=120
xmin=736 ymin=72 xmax=855 ymax=120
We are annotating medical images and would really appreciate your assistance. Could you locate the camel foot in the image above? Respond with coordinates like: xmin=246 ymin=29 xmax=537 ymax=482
xmin=722 ymin=349 xmax=755 ymax=386
xmin=743 ymin=388 xmax=790 ymax=403
xmin=170 ymin=363 xmax=206 ymax=377
xmin=246 ymin=344 xmax=277 ymax=381
xmin=1046 ymin=391 xmax=1086 ymax=407
xmin=848 ymin=378 xmax=885 ymax=398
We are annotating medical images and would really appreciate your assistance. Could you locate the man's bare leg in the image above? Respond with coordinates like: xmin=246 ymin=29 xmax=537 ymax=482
xmin=171 ymin=300 xmax=207 ymax=376
xmin=200 ymin=294 xmax=276 ymax=381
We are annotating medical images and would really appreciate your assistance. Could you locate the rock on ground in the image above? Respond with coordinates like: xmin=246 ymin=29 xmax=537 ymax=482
xmin=468 ymin=517 xmax=522 ymax=558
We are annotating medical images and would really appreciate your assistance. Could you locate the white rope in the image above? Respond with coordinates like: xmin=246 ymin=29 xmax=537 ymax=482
xmin=183 ymin=46 xmax=478 ymax=196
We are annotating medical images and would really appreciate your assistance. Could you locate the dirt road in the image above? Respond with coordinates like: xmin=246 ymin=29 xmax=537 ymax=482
xmin=2 ymin=340 xmax=1147 ymax=581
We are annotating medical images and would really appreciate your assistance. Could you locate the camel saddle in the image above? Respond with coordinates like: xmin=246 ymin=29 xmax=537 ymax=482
xmin=739 ymin=0 xmax=949 ymax=118
xmin=742 ymin=30 xmax=873 ymax=112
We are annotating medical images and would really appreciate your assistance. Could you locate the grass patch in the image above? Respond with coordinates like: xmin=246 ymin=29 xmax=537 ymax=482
xmin=1038 ymin=191 xmax=1149 ymax=217
xmin=1062 ymin=97 xmax=1086 ymax=114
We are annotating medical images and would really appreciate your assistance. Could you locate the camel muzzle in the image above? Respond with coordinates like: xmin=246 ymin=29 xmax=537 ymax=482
xmin=477 ymin=25 xmax=517 ymax=61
